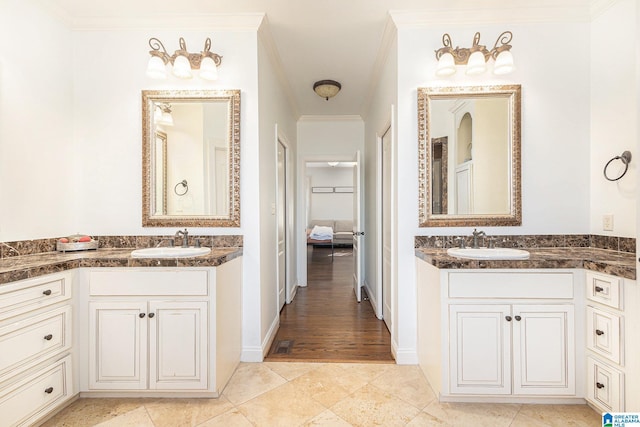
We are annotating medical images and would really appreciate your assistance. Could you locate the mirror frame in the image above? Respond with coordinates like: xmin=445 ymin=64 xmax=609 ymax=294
xmin=142 ymin=89 xmax=241 ymax=227
xmin=418 ymin=84 xmax=521 ymax=227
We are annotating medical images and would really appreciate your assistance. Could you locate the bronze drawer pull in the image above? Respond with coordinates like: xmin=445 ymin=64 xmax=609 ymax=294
xmin=44 ymin=387 xmax=54 ymax=394
xmin=139 ymin=313 xmax=146 ymax=318
xmin=44 ymin=334 xmax=53 ymax=341
xmin=42 ymin=289 xmax=52 ymax=296
xmin=596 ymin=382 xmax=605 ymax=389
xmin=505 ymin=316 xmax=512 ymax=321
xmin=594 ymin=286 xmax=604 ymax=292
xmin=148 ymin=313 xmax=155 ymax=318
xmin=596 ymin=329 xmax=605 ymax=336
xmin=514 ymin=315 xmax=522 ymax=321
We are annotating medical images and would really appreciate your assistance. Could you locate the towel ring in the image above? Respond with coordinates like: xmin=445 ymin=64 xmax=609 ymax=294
xmin=174 ymin=179 xmax=188 ymax=196
xmin=604 ymin=151 xmax=632 ymax=181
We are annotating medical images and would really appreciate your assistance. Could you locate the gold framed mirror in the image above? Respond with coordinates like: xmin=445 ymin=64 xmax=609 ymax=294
xmin=418 ymin=85 xmax=521 ymax=227
xmin=142 ymin=89 xmax=240 ymax=227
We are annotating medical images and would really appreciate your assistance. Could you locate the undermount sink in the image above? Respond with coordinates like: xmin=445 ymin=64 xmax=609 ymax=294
xmin=130 ymin=246 xmax=212 ymax=258
xmin=446 ymin=247 xmax=530 ymax=260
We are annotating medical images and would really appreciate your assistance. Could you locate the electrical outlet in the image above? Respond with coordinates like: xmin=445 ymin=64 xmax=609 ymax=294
xmin=603 ymin=214 xmax=614 ymax=231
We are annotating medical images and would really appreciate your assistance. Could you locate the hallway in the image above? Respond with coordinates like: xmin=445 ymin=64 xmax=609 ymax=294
xmin=266 ymin=246 xmax=393 ymax=362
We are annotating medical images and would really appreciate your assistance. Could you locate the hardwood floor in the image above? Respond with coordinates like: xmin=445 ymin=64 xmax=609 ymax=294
xmin=265 ymin=245 xmax=394 ymax=363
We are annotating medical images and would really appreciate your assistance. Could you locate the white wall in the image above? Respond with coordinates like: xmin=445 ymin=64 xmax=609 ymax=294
xmin=590 ymin=0 xmax=637 ymax=237
xmin=362 ymin=23 xmax=398 ymax=349
xmin=0 ymin=0 xmax=75 ymax=241
xmin=391 ymin=18 xmax=592 ymax=363
xmin=256 ymin=23 xmax=298 ymax=360
xmin=307 ymin=167 xmax=353 ymax=221
xmin=296 ymin=117 xmax=364 ymax=287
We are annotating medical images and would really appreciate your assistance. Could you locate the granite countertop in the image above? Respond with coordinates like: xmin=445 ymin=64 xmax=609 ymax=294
xmin=0 ymin=247 xmax=243 ymax=285
xmin=415 ymin=247 xmax=636 ymax=280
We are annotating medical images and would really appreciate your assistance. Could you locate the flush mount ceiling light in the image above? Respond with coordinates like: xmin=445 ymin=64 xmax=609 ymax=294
xmin=146 ymin=37 xmax=222 ymax=81
xmin=313 ymin=80 xmax=342 ymax=100
xmin=435 ymin=31 xmax=514 ymax=77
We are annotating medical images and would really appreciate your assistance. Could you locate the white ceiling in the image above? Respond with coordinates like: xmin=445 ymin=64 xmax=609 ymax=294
xmin=42 ymin=0 xmax=594 ymax=118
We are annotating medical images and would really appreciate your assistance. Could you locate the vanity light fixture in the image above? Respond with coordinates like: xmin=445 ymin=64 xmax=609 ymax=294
xmin=146 ymin=37 xmax=222 ymax=81
xmin=313 ymin=80 xmax=342 ymax=100
xmin=435 ymin=31 xmax=514 ymax=77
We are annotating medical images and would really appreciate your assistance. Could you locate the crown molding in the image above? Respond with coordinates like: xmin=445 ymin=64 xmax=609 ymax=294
xmin=390 ymin=5 xmax=592 ymax=27
xmin=257 ymin=16 xmax=300 ymax=119
xmin=361 ymin=14 xmax=398 ymax=120
xmin=298 ymin=115 xmax=363 ymax=123
xmin=52 ymin=11 xmax=265 ymax=31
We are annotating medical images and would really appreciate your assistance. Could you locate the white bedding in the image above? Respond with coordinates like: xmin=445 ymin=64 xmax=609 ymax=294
xmin=309 ymin=225 xmax=333 ymax=240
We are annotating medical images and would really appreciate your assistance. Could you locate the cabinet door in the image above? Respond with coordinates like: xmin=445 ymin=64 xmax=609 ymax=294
xmin=148 ymin=301 xmax=208 ymax=390
xmin=449 ymin=304 xmax=511 ymax=394
xmin=89 ymin=301 xmax=147 ymax=390
xmin=512 ymin=304 xmax=575 ymax=395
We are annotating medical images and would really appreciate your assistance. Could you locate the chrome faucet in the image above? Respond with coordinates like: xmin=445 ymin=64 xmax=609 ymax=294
xmin=471 ymin=228 xmax=486 ymax=248
xmin=175 ymin=228 xmax=189 ymax=248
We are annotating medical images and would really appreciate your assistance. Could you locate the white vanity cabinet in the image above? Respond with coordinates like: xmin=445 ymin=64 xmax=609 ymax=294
xmin=79 ymin=257 xmax=242 ymax=397
xmin=88 ymin=300 xmax=207 ymax=391
xmin=416 ymin=259 xmax=582 ymax=403
xmin=584 ymin=271 xmax=640 ymax=412
xmin=0 ymin=271 xmax=75 ymax=427
xmin=449 ymin=303 xmax=574 ymax=396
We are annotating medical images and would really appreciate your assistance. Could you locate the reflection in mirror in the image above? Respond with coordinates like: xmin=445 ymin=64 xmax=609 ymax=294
xmin=142 ymin=90 xmax=240 ymax=227
xmin=418 ymin=85 xmax=521 ymax=227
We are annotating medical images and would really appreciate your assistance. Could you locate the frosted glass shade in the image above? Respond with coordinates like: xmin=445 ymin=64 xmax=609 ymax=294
xmin=146 ymin=56 xmax=167 ymax=79
xmin=199 ymin=56 xmax=219 ymax=81
xmin=172 ymin=55 xmax=193 ymax=79
xmin=159 ymin=111 xmax=173 ymax=126
xmin=493 ymin=50 xmax=515 ymax=75
xmin=435 ymin=52 xmax=456 ymax=77
xmin=466 ymin=51 xmax=487 ymax=75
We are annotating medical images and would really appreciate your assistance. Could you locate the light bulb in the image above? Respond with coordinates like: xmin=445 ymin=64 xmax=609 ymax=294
xmin=146 ymin=56 xmax=167 ymax=79
xmin=172 ymin=54 xmax=192 ymax=79
xmin=199 ymin=56 xmax=219 ymax=81
xmin=466 ymin=50 xmax=487 ymax=75
xmin=436 ymin=52 xmax=456 ymax=77
xmin=493 ymin=50 xmax=515 ymax=75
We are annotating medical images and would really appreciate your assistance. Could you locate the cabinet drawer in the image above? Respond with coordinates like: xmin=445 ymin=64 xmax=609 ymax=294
xmin=0 ymin=355 xmax=73 ymax=427
xmin=0 ymin=306 xmax=72 ymax=383
xmin=0 ymin=273 xmax=72 ymax=322
xmin=89 ymin=270 xmax=209 ymax=296
xmin=586 ymin=271 xmax=622 ymax=310
xmin=587 ymin=356 xmax=624 ymax=412
xmin=448 ymin=272 xmax=573 ymax=299
xmin=587 ymin=306 xmax=622 ymax=365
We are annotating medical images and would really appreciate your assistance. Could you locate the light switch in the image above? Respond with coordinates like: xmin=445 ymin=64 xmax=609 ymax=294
xmin=603 ymin=214 xmax=614 ymax=231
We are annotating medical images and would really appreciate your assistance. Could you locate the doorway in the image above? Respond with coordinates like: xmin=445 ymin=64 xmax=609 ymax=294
xmin=380 ymin=126 xmax=392 ymax=332
xmin=276 ymin=139 xmax=288 ymax=311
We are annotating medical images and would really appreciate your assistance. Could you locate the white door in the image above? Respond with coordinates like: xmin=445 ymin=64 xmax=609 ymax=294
xmin=352 ymin=151 xmax=363 ymax=302
xmin=277 ymin=140 xmax=287 ymax=310
xmin=512 ymin=304 xmax=575 ymax=395
xmin=449 ymin=304 xmax=512 ymax=395
xmin=381 ymin=127 xmax=392 ymax=330
xmin=89 ymin=301 xmax=147 ymax=390
xmin=148 ymin=301 xmax=208 ymax=390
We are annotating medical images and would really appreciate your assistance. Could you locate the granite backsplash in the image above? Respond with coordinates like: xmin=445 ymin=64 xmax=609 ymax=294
xmin=415 ymin=234 xmax=635 ymax=254
xmin=0 ymin=235 xmax=243 ymax=259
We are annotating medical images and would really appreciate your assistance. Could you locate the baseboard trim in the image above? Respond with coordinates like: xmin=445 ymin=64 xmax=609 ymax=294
xmin=393 ymin=341 xmax=418 ymax=365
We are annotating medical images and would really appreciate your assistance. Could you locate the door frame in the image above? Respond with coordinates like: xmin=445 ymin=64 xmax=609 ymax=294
xmin=275 ymin=127 xmax=293 ymax=307
xmin=297 ymin=156 xmax=358 ymax=289
xmin=375 ymin=107 xmax=396 ymax=334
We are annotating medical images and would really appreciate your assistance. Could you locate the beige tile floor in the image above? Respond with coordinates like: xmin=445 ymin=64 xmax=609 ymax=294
xmin=42 ymin=362 xmax=601 ymax=427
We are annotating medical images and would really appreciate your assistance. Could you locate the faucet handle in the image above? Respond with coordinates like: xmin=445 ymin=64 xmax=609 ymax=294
xmin=195 ymin=238 xmax=201 ymax=248
xmin=486 ymin=237 xmax=495 ymax=249
xmin=456 ymin=237 xmax=466 ymax=249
